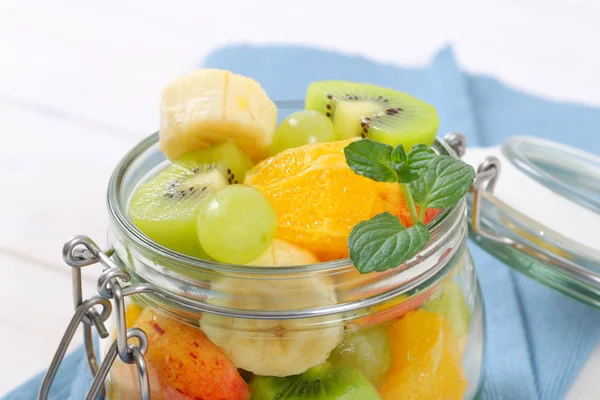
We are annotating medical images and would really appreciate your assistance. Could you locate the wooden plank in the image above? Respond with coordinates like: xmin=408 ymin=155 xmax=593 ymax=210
xmin=0 ymin=102 xmax=129 ymax=396
xmin=0 ymin=101 xmax=139 ymax=272
xmin=0 ymin=252 xmax=97 ymax=396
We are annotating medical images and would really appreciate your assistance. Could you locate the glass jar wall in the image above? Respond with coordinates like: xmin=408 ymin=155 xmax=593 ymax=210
xmin=100 ymin=104 xmax=484 ymax=400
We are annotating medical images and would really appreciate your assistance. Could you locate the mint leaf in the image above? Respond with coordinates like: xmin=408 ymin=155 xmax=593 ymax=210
xmin=410 ymin=156 xmax=476 ymax=209
xmin=348 ymin=212 xmax=431 ymax=274
xmin=344 ymin=139 xmax=397 ymax=183
xmin=389 ymin=145 xmax=407 ymax=177
xmin=400 ymin=144 xmax=437 ymax=183
xmin=390 ymin=145 xmax=406 ymax=163
xmin=407 ymin=144 xmax=436 ymax=173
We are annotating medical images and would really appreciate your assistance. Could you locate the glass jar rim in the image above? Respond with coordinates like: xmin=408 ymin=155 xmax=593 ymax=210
xmin=107 ymin=133 xmax=458 ymax=277
xmin=105 ymin=100 xmax=469 ymax=318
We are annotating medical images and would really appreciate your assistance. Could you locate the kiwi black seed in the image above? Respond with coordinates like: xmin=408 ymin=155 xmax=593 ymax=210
xmin=157 ymin=164 xmax=221 ymax=204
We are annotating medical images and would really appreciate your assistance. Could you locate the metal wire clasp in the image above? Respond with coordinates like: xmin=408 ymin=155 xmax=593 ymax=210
xmin=442 ymin=132 xmax=513 ymax=245
xmin=39 ymin=236 xmax=150 ymax=400
xmin=469 ymin=156 xmax=517 ymax=245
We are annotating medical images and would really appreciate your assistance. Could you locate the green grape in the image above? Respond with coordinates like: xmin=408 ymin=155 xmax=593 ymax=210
xmin=197 ymin=185 xmax=277 ymax=264
xmin=424 ymin=280 xmax=471 ymax=338
xmin=270 ymin=110 xmax=336 ymax=155
xmin=328 ymin=325 xmax=392 ymax=387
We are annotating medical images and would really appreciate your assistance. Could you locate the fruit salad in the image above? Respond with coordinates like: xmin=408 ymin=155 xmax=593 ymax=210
xmin=109 ymin=69 xmax=478 ymax=400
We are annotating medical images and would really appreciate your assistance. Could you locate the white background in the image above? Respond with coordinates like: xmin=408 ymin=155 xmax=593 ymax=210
xmin=1 ymin=0 xmax=599 ymax=398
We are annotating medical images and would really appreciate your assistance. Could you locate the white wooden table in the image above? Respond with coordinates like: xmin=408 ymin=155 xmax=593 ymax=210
xmin=1 ymin=0 xmax=599 ymax=398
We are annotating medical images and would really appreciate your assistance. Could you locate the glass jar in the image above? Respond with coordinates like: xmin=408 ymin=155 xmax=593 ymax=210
xmin=97 ymin=103 xmax=484 ymax=400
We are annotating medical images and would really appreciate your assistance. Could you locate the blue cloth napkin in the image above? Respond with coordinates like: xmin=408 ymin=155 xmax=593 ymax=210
xmin=6 ymin=46 xmax=600 ymax=400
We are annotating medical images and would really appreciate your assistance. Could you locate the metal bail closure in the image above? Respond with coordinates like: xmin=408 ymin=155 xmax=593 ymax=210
xmin=465 ymin=136 xmax=600 ymax=309
xmin=40 ymin=236 xmax=150 ymax=400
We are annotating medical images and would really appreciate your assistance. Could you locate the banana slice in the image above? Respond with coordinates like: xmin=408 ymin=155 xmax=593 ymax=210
xmin=200 ymin=239 xmax=344 ymax=377
xmin=247 ymin=237 xmax=319 ymax=266
xmin=159 ymin=69 xmax=277 ymax=162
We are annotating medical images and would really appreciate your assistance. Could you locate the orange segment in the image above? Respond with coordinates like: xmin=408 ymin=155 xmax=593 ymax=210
xmin=245 ymin=139 xmax=440 ymax=261
xmin=379 ymin=309 xmax=467 ymax=400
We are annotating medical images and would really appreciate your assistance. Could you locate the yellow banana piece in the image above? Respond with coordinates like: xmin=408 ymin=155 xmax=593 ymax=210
xmin=201 ymin=239 xmax=344 ymax=377
xmin=160 ymin=69 xmax=277 ymax=162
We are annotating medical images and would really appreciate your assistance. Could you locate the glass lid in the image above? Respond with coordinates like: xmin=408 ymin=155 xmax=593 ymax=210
xmin=463 ymin=136 xmax=600 ymax=309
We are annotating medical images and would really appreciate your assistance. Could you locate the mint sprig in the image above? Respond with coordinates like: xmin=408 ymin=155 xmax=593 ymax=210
xmin=344 ymin=139 xmax=475 ymax=274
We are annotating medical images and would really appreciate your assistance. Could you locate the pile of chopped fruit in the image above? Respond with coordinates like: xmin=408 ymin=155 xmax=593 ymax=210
xmin=115 ymin=69 xmax=475 ymax=400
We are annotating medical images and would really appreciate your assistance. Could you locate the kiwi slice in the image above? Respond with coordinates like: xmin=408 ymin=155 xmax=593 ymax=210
xmin=129 ymin=141 xmax=253 ymax=258
xmin=305 ymin=80 xmax=439 ymax=150
xmin=250 ymin=363 xmax=381 ymax=400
